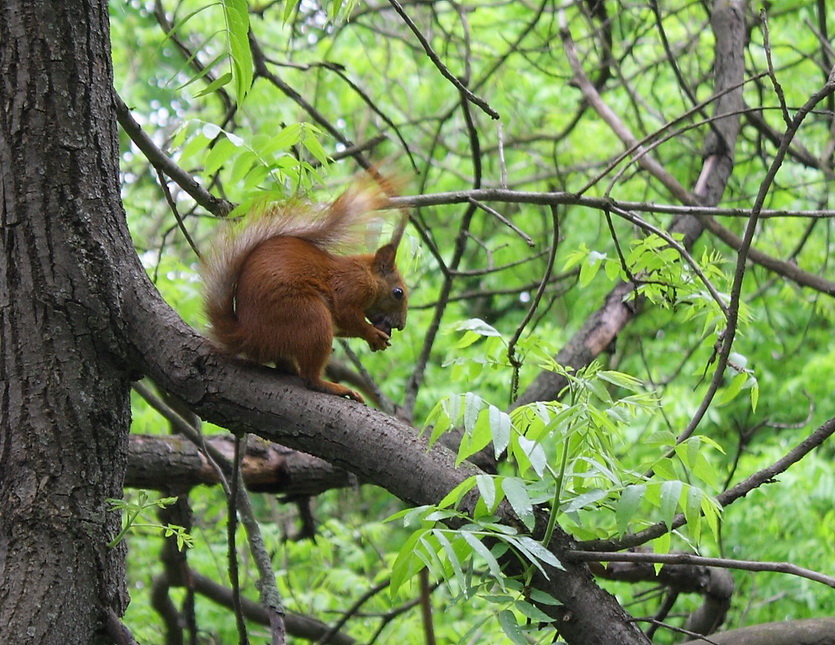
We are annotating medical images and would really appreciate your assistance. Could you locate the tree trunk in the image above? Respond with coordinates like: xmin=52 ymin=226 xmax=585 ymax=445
xmin=0 ymin=1 xmax=133 ymax=642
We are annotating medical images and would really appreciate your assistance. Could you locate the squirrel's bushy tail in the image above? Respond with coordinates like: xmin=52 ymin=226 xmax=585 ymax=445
xmin=200 ymin=181 xmax=391 ymax=352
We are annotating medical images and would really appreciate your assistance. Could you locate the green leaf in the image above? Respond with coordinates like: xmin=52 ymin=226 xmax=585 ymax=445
xmin=604 ymin=257 xmax=622 ymax=280
xmin=178 ymin=131 xmax=211 ymax=166
xmin=445 ymin=394 xmax=462 ymax=423
xmin=270 ymin=123 xmax=303 ymax=151
xmin=513 ymin=599 xmax=554 ymax=623
xmin=390 ymin=530 xmax=425 ymax=597
xmin=174 ymin=51 xmax=226 ymax=92
xmin=489 ymin=405 xmax=512 ymax=457
xmin=685 ymin=485 xmax=703 ymax=544
xmin=385 ymin=505 xmax=429 ymax=524
xmin=616 ymin=484 xmax=645 ymax=534
xmin=281 ymin=0 xmax=296 ymax=22
xmin=655 ymin=530 xmax=671 ymax=558
xmin=228 ymin=149 xmax=258 ymax=184
xmin=561 ymin=488 xmax=608 ymax=514
xmin=686 ymin=436 xmax=701 ymax=470
xmin=476 ymin=475 xmax=497 ymax=512
xmin=579 ymin=251 xmax=605 ymax=287
xmin=194 ymin=71 xmax=233 ymax=98
xmin=597 ymin=370 xmax=644 ymax=392
xmin=507 ymin=535 xmax=564 ymax=574
xmin=497 ymin=610 xmax=527 ymax=645
xmin=562 ymin=244 xmax=589 ymax=270
xmin=221 ymin=0 xmax=253 ymax=103
xmin=654 ymin=458 xmax=677 ymax=481
xmin=463 ymin=392 xmax=483 ymax=433
xmin=460 ymin=531 xmax=505 ymax=585
xmin=204 ymin=136 xmax=237 ymax=175
xmin=515 ymin=435 xmax=547 ymax=477
xmin=428 ymin=415 xmax=451 ymax=447
xmin=501 ymin=477 xmax=535 ymax=531
xmin=528 ymin=588 xmax=562 ymax=606
xmin=451 ymin=318 xmax=503 ymax=337
xmin=434 ymin=530 xmax=466 ymax=590
xmin=458 ymin=406 xmax=492 ymax=465
xmin=438 ymin=477 xmax=478 ymax=509
xmin=691 ymin=451 xmax=719 ymax=488
xmin=715 ymin=371 xmax=748 ymax=406
xmin=659 ymin=480 xmax=683 ymax=529
xmin=300 ymin=124 xmax=330 ymax=166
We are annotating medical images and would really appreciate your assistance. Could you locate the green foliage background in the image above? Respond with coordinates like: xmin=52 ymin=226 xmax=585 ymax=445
xmin=112 ymin=0 xmax=834 ymax=642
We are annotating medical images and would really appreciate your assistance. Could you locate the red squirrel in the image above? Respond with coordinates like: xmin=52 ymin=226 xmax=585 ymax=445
xmin=201 ymin=181 xmax=408 ymax=403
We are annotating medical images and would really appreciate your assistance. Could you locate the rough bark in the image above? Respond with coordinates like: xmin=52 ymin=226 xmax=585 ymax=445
xmin=0 ymin=2 xmax=751 ymax=644
xmin=127 ymin=433 xmax=354 ymax=494
xmin=600 ymin=559 xmax=735 ymax=636
xmin=681 ymin=618 xmax=835 ymax=645
xmin=121 ymin=281 xmax=651 ymax=644
xmin=0 ymin=1 xmax=137 ymax=642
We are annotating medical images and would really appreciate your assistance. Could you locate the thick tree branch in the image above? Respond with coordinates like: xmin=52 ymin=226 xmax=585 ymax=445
xmin=123 ymin=254 xmax=649 ymax=644
xmin=595 ymin=557 xmax=734 ymax=636
xmin=126 ymin=433 xmax=353 ymax=495
xmin=680 ymin=618 xmax=835 ymax=645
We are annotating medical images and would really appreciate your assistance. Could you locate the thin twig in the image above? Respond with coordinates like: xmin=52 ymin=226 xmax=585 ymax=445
xmin=508 ymin=204 xmax=560 ymax=403
xmin=467 ymin=198 xmax=534 ymax=247
xmin=387 ymin=0 xmax=499 ymax=120
xmin=569 ymin=550 xmax=835 ymax=589
xmin=155 ymin=168 xmax=202 ymax=258
xmin=761 ymin=9 xmax=791 ymax=126
xmin=386 ymin=189 xmax=835 ymax=220
xmin=677 ymin=72 xmax=835 ymax=444
xmin=132 ymin=382 xmax=286 ymax=644
xmin=229 ymin=435 xmax=249 ymax=645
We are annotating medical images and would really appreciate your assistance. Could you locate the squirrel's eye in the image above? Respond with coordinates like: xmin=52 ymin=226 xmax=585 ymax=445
xmin=393 ymin=287 xmax=404 ymax=300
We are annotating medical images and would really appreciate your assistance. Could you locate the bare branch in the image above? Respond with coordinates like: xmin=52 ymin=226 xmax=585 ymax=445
xmin=114 ymin=93 xmax=234 ymax=217
xmin=570 ymin=550 xmax=835 ymax=589
xmin=387 ymin=0 xmax=500 ymax=120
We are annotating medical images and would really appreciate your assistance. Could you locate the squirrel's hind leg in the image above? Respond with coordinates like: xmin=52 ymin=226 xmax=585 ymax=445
xmin=289 ymin=299 xmax=366 ymax=404
xmin=273 ymin=357 xmax=297 ymax=375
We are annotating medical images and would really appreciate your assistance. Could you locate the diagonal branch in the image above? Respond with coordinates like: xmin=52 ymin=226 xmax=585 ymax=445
xmin=581 ymin=414 xmax=835 ymax=552
xmin=386 ymin=0 xmax=499 ymax=120
xmin=114 ymin=93 xmax=234 ymax=217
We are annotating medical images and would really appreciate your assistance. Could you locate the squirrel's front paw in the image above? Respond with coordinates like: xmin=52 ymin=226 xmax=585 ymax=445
xmin=367 ymin=327 xmax=391 ymax=351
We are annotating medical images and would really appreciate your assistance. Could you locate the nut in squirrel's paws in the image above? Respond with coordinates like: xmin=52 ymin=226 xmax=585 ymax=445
xmin=369 ymin=312 xmax=398 ymax=337
xmin=367 ymin=325 xmax=392 ymax=351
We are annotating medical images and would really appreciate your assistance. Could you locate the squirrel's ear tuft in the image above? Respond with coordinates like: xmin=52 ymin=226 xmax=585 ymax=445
xmin=373 ymin=243 xmax=397 ymax=273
